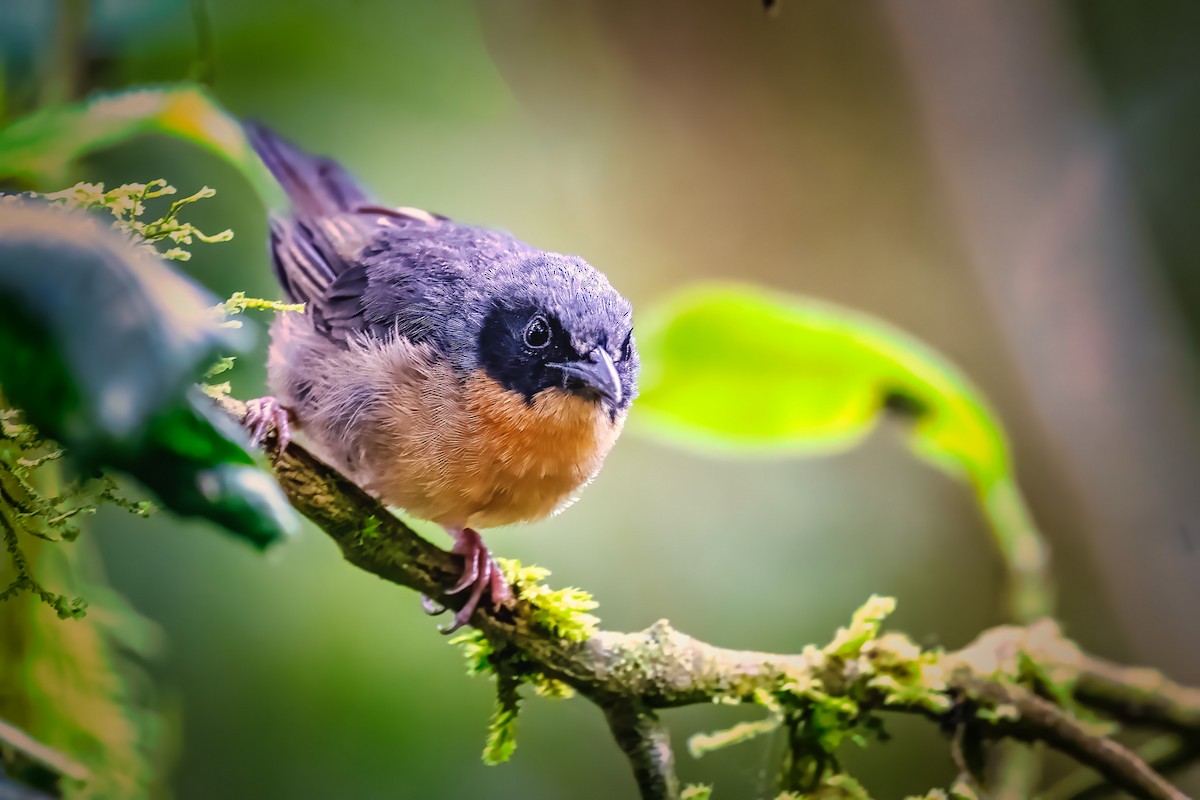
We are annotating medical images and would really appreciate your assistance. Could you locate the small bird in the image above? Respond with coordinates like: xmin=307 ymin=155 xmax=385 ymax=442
xmin=242 ymin=125 xmax=638 ymax=632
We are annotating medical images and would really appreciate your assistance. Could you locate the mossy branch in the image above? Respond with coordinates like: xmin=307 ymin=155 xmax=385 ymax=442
xmin=218 ymin=396 xmax=1200 ymax=800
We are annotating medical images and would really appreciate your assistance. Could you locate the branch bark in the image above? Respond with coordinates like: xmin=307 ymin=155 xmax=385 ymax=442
xmin=605 ymin=704 xmax=680 ymax=800
xmin=219 ymin=397 xmax=1199 ymax=799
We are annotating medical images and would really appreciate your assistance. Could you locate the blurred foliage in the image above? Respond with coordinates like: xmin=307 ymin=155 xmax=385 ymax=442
xmin=35 ymin=179 xmax=234 ymax=261
xmin=0 ymin=536 xmax=162 ymax=800
xmin=634 ymin=286 xmax=1050 ymax=623
xmin=0 ymin=716 xmax=88 ymax=797
xmin=1 ymin=405 xmax=150 ymax=619
xmin=0 ymin=184 xmax=294 ymax=550
xmin=0 ymin=171 xmax=297 ymax=798
xmin=0 ymin=84 xmax=276 ymax=202
xmin=1 ymin=405 xmax=160 ymax=799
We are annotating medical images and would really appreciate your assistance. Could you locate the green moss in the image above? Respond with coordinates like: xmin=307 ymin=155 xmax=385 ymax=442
xmin=947 ymin=620 xmax=1100 ymax=726
xmin=482 ymin=671 xmax=521 ymax=766
xmin=864 ymin=633 xmax=951 ymax=714
xmin=214 ymin=291 xmax=305 ymax=328
xmin=689 ymin=715 xmax=782 ymax=758
xmin=447 ymin=560 xmax=599 ymax=764
xmin=687 ymin=597 xmax=907 ymax=792
xmin=497 ymin=558 xmax=599 ymax=642
xmin=824 ymin=595 xmax=896 ymax=658
xmin=359 ymin=515 xmax=382 ymax=543
xmin=449 ymin=629 xmax=495 ymax=676
xmin=0 ymin=404 xmax=150 ymax=618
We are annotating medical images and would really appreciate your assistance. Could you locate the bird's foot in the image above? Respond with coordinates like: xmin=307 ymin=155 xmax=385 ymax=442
xmin=439 ymin=527 xmax=512 ymax=634
xmin=243 ymin=396 xmax=293 ymax=452
xmin=421 ymin=595 xmax=447 ymax=616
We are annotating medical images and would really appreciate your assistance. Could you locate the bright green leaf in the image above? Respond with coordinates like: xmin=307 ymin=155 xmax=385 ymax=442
xmin=635 ymin=285 xmax=1004 ymax=473
xmin=635 ymin=285 xmax=1050 ymax=622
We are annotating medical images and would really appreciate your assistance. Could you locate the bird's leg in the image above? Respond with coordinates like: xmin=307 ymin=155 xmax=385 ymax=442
xmin=438 ymin=527 xmax=513 ymax=634
xmin=242 ymin=396 xmax=293 ymax=452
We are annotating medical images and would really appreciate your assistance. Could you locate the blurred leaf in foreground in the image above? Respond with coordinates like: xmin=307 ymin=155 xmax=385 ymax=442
xmin=634 ymin=285 xmax=1050 ymax=622
xmin=0 ymin=84 xmax=279 ymax=202
xmin=0 ymin=198 xmax=295 ymax=548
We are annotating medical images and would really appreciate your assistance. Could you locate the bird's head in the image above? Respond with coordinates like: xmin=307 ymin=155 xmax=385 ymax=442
xmin=470 ymin=252 xmax=638 ymax=419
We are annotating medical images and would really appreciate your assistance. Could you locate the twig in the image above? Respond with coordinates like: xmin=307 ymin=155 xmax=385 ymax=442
xmin=604 ymin=704 xmax=680 ymax=800
xmin=960 ymin=676 xmax=1188 ymax=800
xmin=1073 ymin=656 xmax=1200 ymax=734
xmin=1041 ymin=735 xmax=1200 ymax=800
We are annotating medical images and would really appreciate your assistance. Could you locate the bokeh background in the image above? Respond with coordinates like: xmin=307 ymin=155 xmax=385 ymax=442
xmin=3 ymin=1 xmax=1200 ymax=797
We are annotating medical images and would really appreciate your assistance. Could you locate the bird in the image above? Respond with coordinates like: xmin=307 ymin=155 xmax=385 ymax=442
xmin=240 ymin=124 xmax=639 ymax=633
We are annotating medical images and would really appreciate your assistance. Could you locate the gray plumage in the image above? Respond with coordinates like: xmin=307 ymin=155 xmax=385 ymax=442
xmin=247 ymin=124 xmax=637 ymax=384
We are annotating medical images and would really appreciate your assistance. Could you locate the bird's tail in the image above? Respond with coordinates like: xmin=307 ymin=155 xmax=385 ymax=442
xmin=244 ymin=122 xmax=372 ymax=219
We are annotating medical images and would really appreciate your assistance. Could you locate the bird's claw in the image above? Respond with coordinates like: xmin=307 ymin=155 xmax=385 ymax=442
xmin=243 ymin=396 xmax=292 ymax=453
xmin=421 ymin=595 xmax=447 ymax=616
xmin=438 ymin=528 xmax=512 ymax=635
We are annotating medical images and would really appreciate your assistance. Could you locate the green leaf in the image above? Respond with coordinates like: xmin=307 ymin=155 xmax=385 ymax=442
xmin=0 ymin=85 xmax=279 ymax=202
xmin=635 ymin=285 xmax=1050 ymax=622
xmin=0 ymin=198 xmax=295 ymax=548
xmin=635 ymin=285 xmax=1000 ymax=468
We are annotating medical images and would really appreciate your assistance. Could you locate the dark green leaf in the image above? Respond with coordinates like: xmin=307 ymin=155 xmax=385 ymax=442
xmin=0 ymin=199 xmax=295 ymax=548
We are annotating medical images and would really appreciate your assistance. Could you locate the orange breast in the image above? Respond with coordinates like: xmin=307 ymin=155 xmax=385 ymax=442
xmin=365 ymin=368 xmax=623 ymax=529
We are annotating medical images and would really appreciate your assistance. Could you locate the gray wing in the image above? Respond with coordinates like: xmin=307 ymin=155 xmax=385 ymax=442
xmin=248 ymin=123 xmax=529 ymax=346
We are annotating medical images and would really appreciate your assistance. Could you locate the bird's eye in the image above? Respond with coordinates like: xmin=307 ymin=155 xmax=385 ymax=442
xmin=619 ymin=331 xmax=633 ymax=362
xmin=524 ymin=315 xmax=551 ymax=349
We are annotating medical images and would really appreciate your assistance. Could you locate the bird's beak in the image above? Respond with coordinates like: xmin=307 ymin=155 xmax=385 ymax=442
xmin=551 ymin=348 xmax=623 ymax=406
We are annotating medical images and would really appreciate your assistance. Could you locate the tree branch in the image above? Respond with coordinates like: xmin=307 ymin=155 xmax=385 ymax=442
xmin=1042 ymin=734 xmax=1200 ymax=800
xmin=605 ymin=703 xmax=680 ymax=800
xmin=1073 ymin=655 xmax=1200 ymax=734
xmin=218 ymin=397 xmax=1199 ymax=799
xmin=960 ymin=676 xmax=1188 ymax=800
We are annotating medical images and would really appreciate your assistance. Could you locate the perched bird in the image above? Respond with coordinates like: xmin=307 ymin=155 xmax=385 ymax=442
xmin=242 ymin=125 xmax=638 ymax=632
